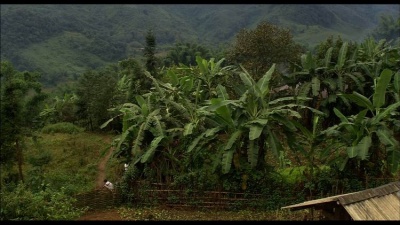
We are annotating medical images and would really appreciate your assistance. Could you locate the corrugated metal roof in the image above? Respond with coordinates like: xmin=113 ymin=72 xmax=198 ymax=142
xmin=281 ymin=181 xmax=400 ymax=220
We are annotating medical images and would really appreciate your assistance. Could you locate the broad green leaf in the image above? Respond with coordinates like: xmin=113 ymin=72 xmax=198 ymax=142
xmin=336 ymin=42 xmax=348 ymax=70
xmin=311 ymin=77 xmax=320 ymax=97
xmin=187 ymin=133 xmax=205 ymax=153
xmin=324 ymin=47 xmax=333 ymax=67
xmin=267 ymin=129 xmax=283 ymax=158
xmin=205 ymin=127 xmax=222 ymax=137
xmin=225 ymin=130 xmax=242 ymax=150
xmin=224 ymin=130 xmax=242 ymax=150
xmin=167 ymin=70 xmax=179 ymax=86
xmin=354 ymin=109 xmax=368 ymax=125
xmin=376 ymin=129 xmax=399 ymax=146
xmin=386 ymin=147 xmax=400 ymax=174
xmin=372 ymin=101 xmax=400 ymax=124
xmin=100 ymin=114 xmax=122 ymax=129
xmin=246 ymin=118 xmax=269 ymax=126
xmin=373 ymin=69 xmax=393 ymax=108
xmin=183 ymin=122 xmax=194 ymax=136
xmin=248 ymin=124 xmax=263 ymax=140
xmin=140 ymin=136 xmax=164 ymax=163
xmin=340 ymin=92 xmax=374 ymax=112
xmin=239 ymin=64 xmax=255 ymax=88
xmin=196 ymin=56 xmax=208 ymax=75
xmin=216 ymin=84 xmax=229 ymax=100
xmin=298 ymin=82 xmax=311 ymax=98
xmin=135 ymin=95 xmax=146 ymax=108
xmin=115 ymin=125 xmax=135 ymax=154
xmin=222 ymin=149 xmax=235 ymax=174
xmin=181 ymin=76 xmax=194 ymax=92
xmin=301 ymin=52 xmax=316 ymax=70
xmin=346 ymin=146 xmax=357 ymax=158
xmin=292 ymin=120 xmax=312 ymax=140
xmin=269 ymin=96 xmax=311 ymax=105
xmin=206 ymin=99 xmax=233 ymax=111
xmin=131 ymin=122 xmax=146 ymax=156
xmin=210 ymin=98 xmax=233 ymax=127
xmin=357 ymin=135 xmax=371 ymax=160
xmin=333 ymin=108 xmax=354 ymax=133
xmin=256 ymin=63 xmax=275 ymax=96
xmin=270 ymin=114 xmax=297 ymax=132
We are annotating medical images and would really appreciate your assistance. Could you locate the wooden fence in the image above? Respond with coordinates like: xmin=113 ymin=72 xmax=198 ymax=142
xmin=73 ymin=183 xmax=267 ymax=210
xmin=73 ymin=177 xmax=399 ymax=210
xmin=131 ymin=182 xmax=272 ymax=210
xmin=73 ymin=188 xmax=123 ymax=210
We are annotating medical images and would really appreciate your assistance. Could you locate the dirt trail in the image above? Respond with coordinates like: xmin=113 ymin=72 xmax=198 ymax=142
xmin=96 ymin=147 xmax=114 ymax=189
xmin=95 ymin=137 xmax=115 ymax=189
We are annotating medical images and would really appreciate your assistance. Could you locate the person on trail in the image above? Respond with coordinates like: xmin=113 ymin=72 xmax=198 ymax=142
xmin=103 ymin=179 xmax=114 ymax=192
xmin=124 ymin=163 xmax=129 ymax=172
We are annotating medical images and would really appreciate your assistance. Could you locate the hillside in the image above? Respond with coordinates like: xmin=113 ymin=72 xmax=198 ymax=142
xmin=1 ymin=4 xmax=399 ymax=86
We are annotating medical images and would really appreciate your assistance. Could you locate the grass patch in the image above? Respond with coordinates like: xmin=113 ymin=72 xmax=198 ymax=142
xmin=23 ymin=132 xmax=114 ymax=194
xmin=41 ymin=122 xmax=85 ymax=134
xmin=278 ymin=165 xmax=330 ymax=184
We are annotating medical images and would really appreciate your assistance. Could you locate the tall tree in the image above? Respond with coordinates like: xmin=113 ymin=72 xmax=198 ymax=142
xmin=226 ymin=21 xmax=304 ymax=83
xmin=75 ymin=66 xmax=118 ymax=131
xmin=162 ymin=42 xmax=212 ymax=67
xmin=0 ymin=61 xmax=46 ymax=182
xmin=143 ymin=29 xmax=159 ymax=79
xmin=118 ymin=57 xmax=151 ymax=101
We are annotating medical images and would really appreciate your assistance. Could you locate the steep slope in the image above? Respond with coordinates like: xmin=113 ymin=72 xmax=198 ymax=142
xmin=1 ymin=4 xmax=398 ymax=86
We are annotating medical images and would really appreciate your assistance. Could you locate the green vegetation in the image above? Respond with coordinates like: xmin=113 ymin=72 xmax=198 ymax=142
xmin=41 ymin=122 xmax=84 ymax=134
xmin=1 ymin=10 xmax=399 ymax=220
xmin=1 ymin=4 xmax=398 ymax=87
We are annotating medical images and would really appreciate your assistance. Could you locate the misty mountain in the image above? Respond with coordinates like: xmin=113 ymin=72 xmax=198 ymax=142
xmin=1 ymin=4 xmax=398 ymax=85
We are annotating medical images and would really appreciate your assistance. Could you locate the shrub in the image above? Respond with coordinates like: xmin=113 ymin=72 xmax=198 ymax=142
xmin=41 ymin=122 xmax=84 ymax=134
xmin=0 ymin=182 xmax=87 ymax=220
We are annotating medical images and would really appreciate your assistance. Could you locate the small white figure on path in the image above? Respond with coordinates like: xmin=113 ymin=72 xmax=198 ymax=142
xmin=103 ymin=179 xmax=114 ymax=192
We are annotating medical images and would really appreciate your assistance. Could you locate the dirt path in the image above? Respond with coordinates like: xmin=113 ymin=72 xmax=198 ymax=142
xmin=96 ymin=137 xmax=114 ymax=189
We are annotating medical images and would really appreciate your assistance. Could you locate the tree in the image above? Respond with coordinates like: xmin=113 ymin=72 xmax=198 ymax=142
xmin=0 ymin=61 xmax=46 ymax=182
xmin=226 ymin=21 xmax=304 ymax=83
xmin=75 ymin=66 xmax=119 ymax=131
xmin=162 ymin=42 xmax=212 ymax=67
xmin=371 ymin=15 xmax=400 ymax=42
xmin=118 ymin=57 xmax=152 ymax=101
xmin=143 ymin=29 xmax=159 ymax=79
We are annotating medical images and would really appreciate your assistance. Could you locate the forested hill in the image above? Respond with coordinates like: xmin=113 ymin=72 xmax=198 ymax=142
xmin=1 ymin=4 xmax=399 ymax=86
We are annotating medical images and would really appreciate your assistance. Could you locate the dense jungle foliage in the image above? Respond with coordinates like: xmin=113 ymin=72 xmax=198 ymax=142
xmin=1 ymin=8 xmax=400 ymax=220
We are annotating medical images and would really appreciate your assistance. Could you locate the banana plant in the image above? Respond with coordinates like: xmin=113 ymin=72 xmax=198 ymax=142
xmin=191 ymin=64 xmax=323 ymax=174
xmin=101 ymin=93 xmax=166 ymax=165
xmin=324 ymin=68 xmax=400 ymax=174
xmin=290 ymin=43 xmax=364 ymax=127
xmin=195 ymin=55 xmax=233 ymax=100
